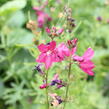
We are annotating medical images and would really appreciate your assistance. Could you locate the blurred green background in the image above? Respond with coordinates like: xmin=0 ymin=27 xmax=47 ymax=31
xmin=0 ymin=0 xmax=109 ymax=109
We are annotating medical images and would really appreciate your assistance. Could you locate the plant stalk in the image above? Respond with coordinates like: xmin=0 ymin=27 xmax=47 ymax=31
xmin=63 ymin=61 xmax=72 ymax=109
xmin=45 ymin=69 xmax=49 ymax=109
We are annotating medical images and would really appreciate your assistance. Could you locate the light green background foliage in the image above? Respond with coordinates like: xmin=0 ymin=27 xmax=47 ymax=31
xmin=0 ymin=0 xmax=109 ymax=109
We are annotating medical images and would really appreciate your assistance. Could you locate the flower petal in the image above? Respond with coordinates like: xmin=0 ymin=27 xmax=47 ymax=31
xmin=52 ymin=74 xmax=59 ymax=80
xmin=45 ymin=55 xmax=53 ymax=69
xmin=38 ymin=44 xmax=48 ymax=52
xmin=46 ymin=27 xmax=51 ymax=33
xmin=80 ymin=67 xmax=94 ymax=76
xmin=49 ymin=41 xmax=56 ymax=51
xmin=33 ymin=7 xmax=40 ymax=11
xmin=36 ymin=53 xmax=47 ymax=63
xmin=73 ymin=55 xmax=84 ymax=62
xmin=80 ymin=60 xmax=95 ymax=69
xmin=71 ymin=46 xmax=77 ymax=55
xmin=83 ymin=48 xmax=94 ymax=60
xmin=79 ymin=60 xmax=95 ymax=76
xmin=37 ymin=14 xmax=45 ymax=28
xmin=57 ymin=43 xmax=70 ymax=57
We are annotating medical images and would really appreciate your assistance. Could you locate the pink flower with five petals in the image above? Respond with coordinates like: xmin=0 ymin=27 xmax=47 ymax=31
xmin=36 ymin=41 xmax=56 ymax=69
xmin=36 ymin=39 xmax=78 ymax=69
xmin=73 ymin=48 xmax=95 ymax=76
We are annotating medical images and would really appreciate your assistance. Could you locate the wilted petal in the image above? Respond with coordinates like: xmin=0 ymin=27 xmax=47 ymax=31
xmin=57 ymin=84 xmax=64 ymax=89
xmin=35 ymin=64 xmax=45 ymax=75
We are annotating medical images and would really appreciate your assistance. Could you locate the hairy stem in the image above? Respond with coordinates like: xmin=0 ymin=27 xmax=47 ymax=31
xmin=45 ymin=69 xmax=49 ymax=109
xmin=63 ymin=61 xmax=72 ymax=109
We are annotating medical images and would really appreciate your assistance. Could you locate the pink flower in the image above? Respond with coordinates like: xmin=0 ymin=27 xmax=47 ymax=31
xmin=36 ymin=39 xmax=77 ymax=69
xmin=45 ymin=27 xmax=51 ymax=33
xmin=45 ymin=27 xmax=64 ymax=36
xmin=56 ymin=43 xmax=71 ymax=59
xmin=36 ymin=41 xmax=56 ymax=69
xmin=33 ymin=7 xmax=52 ymax=28
xmin=73 ymin=48 xmax=95 ymax=76
xmin=55 ymin=38 xmax=78 ymax=59
xmin=39 ymin=83 xmax=48 ymax=89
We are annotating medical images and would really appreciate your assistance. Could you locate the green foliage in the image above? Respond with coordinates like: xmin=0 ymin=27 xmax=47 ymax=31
xmin=0 ymin=0 xmax=109 ymax=109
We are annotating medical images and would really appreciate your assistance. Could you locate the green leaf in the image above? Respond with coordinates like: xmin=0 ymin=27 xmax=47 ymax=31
xmin=0 ymin=0 xmax=26 ymax=27
xmin=7 ymin=28 xmax=34 ymax=47
xmin=0 ymin=79 xmax=5 ymax=98
xmin=7 ymin=11 xmax=26 ymax=27
xmin=0 ymin=0 xmax=26 ymax=15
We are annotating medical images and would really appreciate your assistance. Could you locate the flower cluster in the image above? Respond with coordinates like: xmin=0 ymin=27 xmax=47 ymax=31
xmin=50 ymin=74 xmax=66 ymax=89
xmin=36 ymin=39 xmax=95 ymax=76
xmin=36 ymin=73 xmax=66 ymax=89
xmin=32 ymin=2 xmax=95 ymax=108
xmin=33 ymin=0 xmax=52 ymax=28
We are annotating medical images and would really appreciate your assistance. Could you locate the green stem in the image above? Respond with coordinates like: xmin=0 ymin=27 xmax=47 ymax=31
xmin=45 ymin=69 xmax=49 ymax=109
xmin=63 ymin=61 xmax=72 ymax=109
